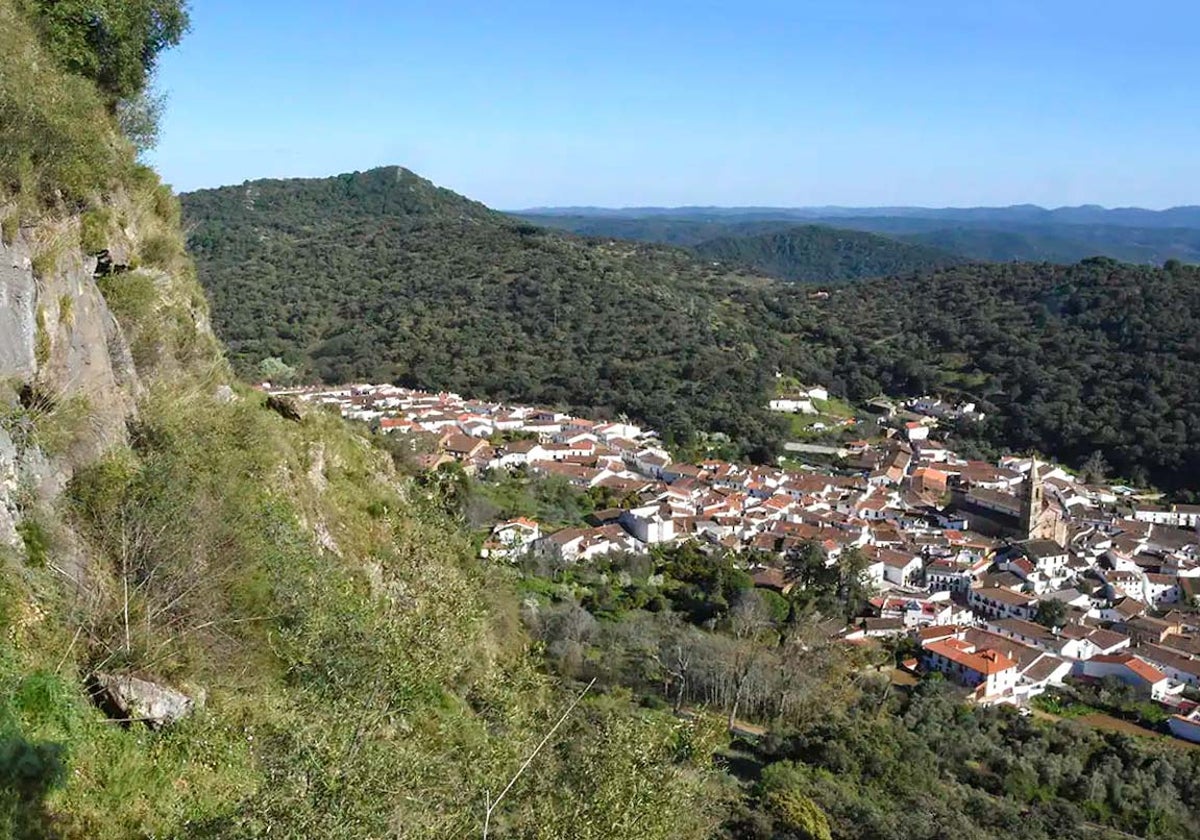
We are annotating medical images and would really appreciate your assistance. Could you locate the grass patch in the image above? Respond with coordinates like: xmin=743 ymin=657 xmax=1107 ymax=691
xmin=1 ymin=387 xmax=92 ymax=457
xmin=138 ymin=231 xmax=178 ymax=269
xmin=0 ymin=212 xmax=16 ymax=245
xmin=15 ymin=518 xmax=50 ymax=567
xmin=1032 ymin=693 xmax=1095 ymax=718
xmin=79 ymin=208 xmax=111 ymax=253
xmin=811 ymin=397 xmax=857 ymax=419
xmin=34 ymin=306 xmax=50 ymax=367
xmin=30 ymin=249 xmax=58 ymax=280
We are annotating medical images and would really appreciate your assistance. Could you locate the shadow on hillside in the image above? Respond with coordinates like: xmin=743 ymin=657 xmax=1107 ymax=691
xmin=0 ymin=736 xmax=67 ymax=840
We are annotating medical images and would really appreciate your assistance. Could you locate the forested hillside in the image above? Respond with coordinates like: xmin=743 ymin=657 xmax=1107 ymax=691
xmin=887 ymin=222 xmax=1200 ymax=265
xmin=760 ymin=258 xmax=1200 ymax=489
xmin=691 ymin=225 xmax=964 ymax=283
xmin=509 ymin=213 xmax=793 ymax=246
xmin=187 ymin=172 xmax=1200 ymax=490
xmin=511 ymin=215 xmax=968 ymax=279
xmin=184 ymin=170 xmax=790 ymax=459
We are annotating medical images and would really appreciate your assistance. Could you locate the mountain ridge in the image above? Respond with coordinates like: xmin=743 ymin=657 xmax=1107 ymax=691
xmin=517 ymin=203 xmax=1200 ymax=227
xmin=521 ymin=208 xmax=1200 ymax=265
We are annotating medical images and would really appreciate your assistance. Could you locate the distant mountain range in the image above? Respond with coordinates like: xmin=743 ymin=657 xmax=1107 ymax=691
xmin=517 ymin=205 xmax=1200 ymax=266
xmin=518 ymin=204 xmax=1200 ymax=228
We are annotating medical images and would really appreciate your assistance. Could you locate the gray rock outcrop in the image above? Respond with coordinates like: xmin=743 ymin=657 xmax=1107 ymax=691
xmin=91 ymin=673 xmax=197 ymax=729
xmin=0 ymin=233 xmax=143 ymax=535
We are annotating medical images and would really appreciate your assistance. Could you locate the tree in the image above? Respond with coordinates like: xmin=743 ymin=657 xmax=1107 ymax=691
xmin=257 ymin=356 xmax=299 ymax=386
xmin=1080 ymin=449 xmax=1109 ymax=485
xmin=758 ymin=761 xmax=833 ymax=840
xmin=1033 ymin=598 xmax=1066 ymax=630
xmin=116 ymin=87 xmax=167 ymax=152
xmin=26 ymin=0 xmax=190 ymax=103
xmin=723 ymin=591 xmax=775 ymax=730
xmin=836 ymin=548 xmax=873 ymax=620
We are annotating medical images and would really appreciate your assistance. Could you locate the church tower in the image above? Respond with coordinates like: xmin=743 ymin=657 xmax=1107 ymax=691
xmin=1020 ymin=458 xmax=1043 ymax=539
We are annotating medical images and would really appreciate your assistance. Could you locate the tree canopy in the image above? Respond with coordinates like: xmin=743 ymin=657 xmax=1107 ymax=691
xmin=691 ymin=225 xmax=964 ymax=283
xmin=23 ymin=0 xmax=189 ymax=102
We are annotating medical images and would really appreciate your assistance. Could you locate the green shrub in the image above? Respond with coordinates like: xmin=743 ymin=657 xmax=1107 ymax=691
xmin=30 ymin=249 xmax=57 ymax=280
xmin=152 ymin=184 xmax=180 ymax=226
xmin=58 ymin=293 xmax=73 ymax=326
xmin=79 ymin=208 xmax=110 ymax=253
xmin=759 ymin=761 xmax=833 ymax=840
xmin=0 ymin=0 xmax=127 ymax=208
xmin=0 ymin=213 xmax=16 ymax=245
xmin=33 ymin=306 xmax=50 ymax=366
xmin=97 ymin=272 xmax=157 ymax=330
xmin=138 ymin=232 xmax=178 ymax=268
xmin=15 ymin=518 xmax=50 ymax=568
xmin=28 ymin=393 xmax=91 ymax=457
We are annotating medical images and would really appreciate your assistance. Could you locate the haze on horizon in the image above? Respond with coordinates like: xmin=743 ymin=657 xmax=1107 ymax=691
xmin=150 ymin=0 xmax=1199 ymax=210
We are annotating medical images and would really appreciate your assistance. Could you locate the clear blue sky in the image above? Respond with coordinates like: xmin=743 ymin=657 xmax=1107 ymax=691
xmin=149 ymin=0 xmax=1198 ymax=209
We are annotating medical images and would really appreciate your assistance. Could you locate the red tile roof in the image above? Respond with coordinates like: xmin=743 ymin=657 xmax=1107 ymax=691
xmin=1090 ymin=654 xmax=1167 ymax=684
xmin=925 ymin=638 xmax=1017 ymax=675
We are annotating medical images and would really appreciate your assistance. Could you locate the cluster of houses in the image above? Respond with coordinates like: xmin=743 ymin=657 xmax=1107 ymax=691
xmin=270 ymin=382 xmax=1200 ymax=741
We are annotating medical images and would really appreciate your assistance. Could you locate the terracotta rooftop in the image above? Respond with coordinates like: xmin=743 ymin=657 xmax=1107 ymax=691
xmin=925 ymin=637 xmax=1018 ymax=675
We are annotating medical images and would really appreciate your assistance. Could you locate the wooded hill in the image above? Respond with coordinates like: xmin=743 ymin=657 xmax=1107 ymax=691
xmin=760 ymin=257 xmax=1200 ymax=489
xmin=185 ymin=169 xmax=1200 ymax=490
xmin=514 ymin=214 xmax=967 ymax=281
xmin=184 ymin=168 xmax=792 ymax=460
xmin=691 ymin=225 xmax=965 ymax=283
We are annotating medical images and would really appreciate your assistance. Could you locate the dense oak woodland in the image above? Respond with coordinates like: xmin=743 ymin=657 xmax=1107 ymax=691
xmin=184 ymin=169 xmax=792 ymax=460
xmin=186 ymin=171 xmax=1200 ymax=489
xmin=516 ymin=214 xmax=967 ymax=280
xmin=902 ymin=224 xmax=1200 ymax=265
xmin=690 ymin=226 xmax=964 ymax=283
xmin=761 ymin=258 xmax=1200 ymax=489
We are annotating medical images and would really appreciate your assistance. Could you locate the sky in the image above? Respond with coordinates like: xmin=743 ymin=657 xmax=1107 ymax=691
xmin=149 ymin=0 xmax=1200 ymax=209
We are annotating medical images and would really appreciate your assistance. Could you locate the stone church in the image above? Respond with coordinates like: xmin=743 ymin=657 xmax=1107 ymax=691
xmin=951 ymin=460 xmax=1068 ymax=545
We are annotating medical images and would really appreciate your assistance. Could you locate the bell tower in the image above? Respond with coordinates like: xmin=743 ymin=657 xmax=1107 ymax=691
xmin=1020 ymin=458 xmax=1043 ymax=539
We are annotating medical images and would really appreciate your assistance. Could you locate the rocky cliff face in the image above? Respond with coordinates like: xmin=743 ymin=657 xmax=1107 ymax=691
xmin=0 ymin=225 xmax=142 ymax=550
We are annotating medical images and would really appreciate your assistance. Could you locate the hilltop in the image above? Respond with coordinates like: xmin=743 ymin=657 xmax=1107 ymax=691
xmin=183 ymin=168 xmax=791 ymax=459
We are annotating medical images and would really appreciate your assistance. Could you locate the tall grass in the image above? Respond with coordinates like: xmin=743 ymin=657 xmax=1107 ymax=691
xmin=0 ymin=0 xmax=131 ymax=214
